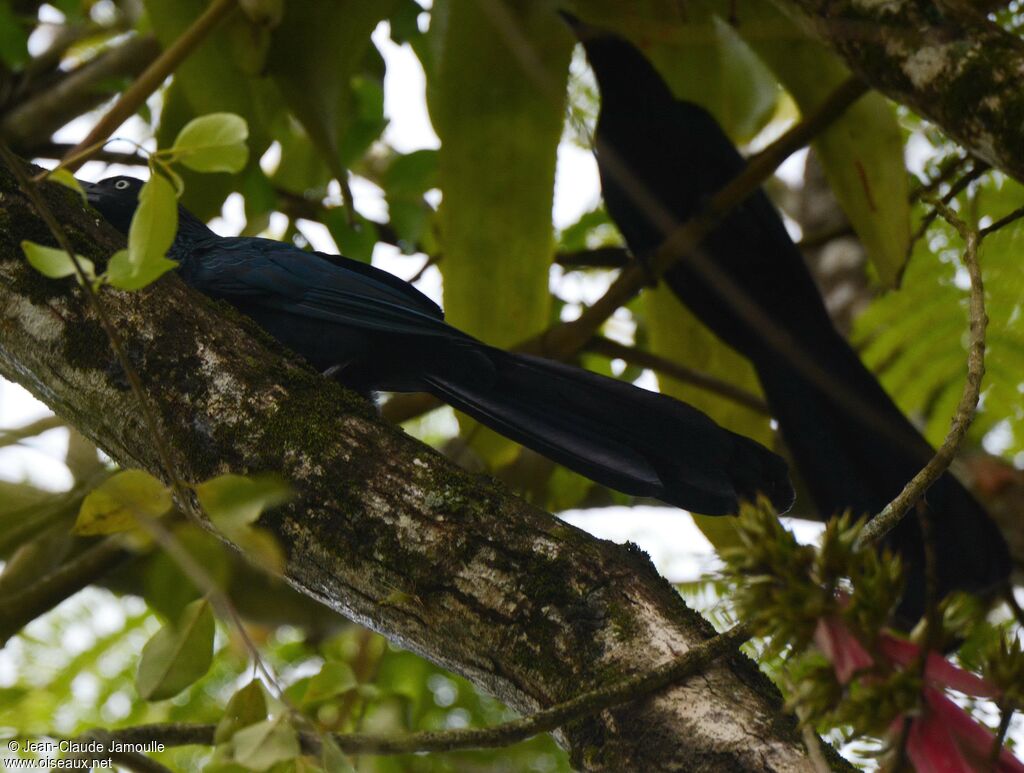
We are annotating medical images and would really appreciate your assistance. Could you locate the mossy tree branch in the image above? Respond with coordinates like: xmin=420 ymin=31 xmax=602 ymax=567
xmin=776 ymin=0 xmax=1024 ymax=183
xmin=0 ymin=165 xmax=840 ymax=770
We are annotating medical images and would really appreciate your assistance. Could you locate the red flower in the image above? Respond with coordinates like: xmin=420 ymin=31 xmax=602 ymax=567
xmin=812 ymin=616 xmax=1023 ymax=772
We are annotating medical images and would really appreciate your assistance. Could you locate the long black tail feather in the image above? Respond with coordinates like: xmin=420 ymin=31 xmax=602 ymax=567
xmin=424 ymin=348 xmax=793 ymax=515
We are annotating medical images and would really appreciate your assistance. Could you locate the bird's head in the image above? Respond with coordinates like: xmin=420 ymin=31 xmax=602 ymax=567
xmin=85 ymin=175 xmax=145 ymax=235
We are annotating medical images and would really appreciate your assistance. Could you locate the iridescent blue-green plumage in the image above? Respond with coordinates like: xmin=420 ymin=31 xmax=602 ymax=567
xmin=84 ymin=175 xmax=794 ymax=515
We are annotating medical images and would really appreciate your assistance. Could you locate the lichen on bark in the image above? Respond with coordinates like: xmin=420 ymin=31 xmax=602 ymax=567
xmin=777 ymin=0 xmax=1024 ymax=184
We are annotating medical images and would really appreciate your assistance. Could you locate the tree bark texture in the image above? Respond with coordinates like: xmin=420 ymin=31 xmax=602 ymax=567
xmin=776 ymin=0 xmax=1024 ymax=182
xmin=0 ymin=165 xmax=834 ymax=770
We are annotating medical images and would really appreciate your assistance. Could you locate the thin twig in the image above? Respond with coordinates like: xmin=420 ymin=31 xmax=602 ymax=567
xmin=908 ymin=153 xmax=969 ymax=205
xmin=30 ymin=141 xmax=150 ymax=167
xmin=59 ymin=0 xmax=237 ymax=173
xmin=1005 ymin=588 xmax=1024 ymax=629
xmin=0 ymin=537 xmax=133 ymax=644
xmin=586 ymin=336 xmax=770 ymax=415
xmin=793 ymin=700 xmax=831 ymax=773
xmin=107 ymin=752 xmax=173 ymax=773
xmin=859 ymin=200 xmax=986 ymax=545
xmin=907 ymin=162 xmax=989 ymax=257
xmin=0 ymin=414 xmax=64 ymax=448
xmin=979 ymin=203 xmax=1024 ymax=238
xmin=69 ymin=621 xmax=751 ymax=755
xmin=988 ymin=705 xmax=1014 ymax=771
xmin=0 ymin=148 xmax=185 ymax=496
xmin=0 ymin=35 xmax=160 ymax=152
xmin=408 ymin=253 xmax=441 ymax=284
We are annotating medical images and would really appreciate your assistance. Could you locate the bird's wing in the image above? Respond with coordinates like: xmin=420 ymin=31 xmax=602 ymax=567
xmin=183 ymin=238 xmax=459 ymax=340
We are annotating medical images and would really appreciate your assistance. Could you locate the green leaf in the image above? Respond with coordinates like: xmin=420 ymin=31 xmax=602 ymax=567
xmin=171 ymin=112 xmax=250 ymax=173
xmin=105 ymin=174 xmax=179 ymax=291
xmin=323 ymin=210 xmax=378 ymax=264
xmin=267 ymin=0 xmax=395 ymax=182
xmin=301 ymin=661 xmax=357 ymax=706
xmin=321 ymin=737 xmax=356 ymax=773
xmin=47 ymin=169 xmax=86 ymax=203
xmin=136 ymin=598 xmax=215 ymax=701
xmin=143 ymin=524 xmax=230 ymax=621
xmin=74 ymin=469 xmax=172 ymax=536
xmin=195 ymin=474 xmax=291 ymax=538
xmin=215 ymin=680 xmax=268 ymax=744
xmin=698 ymin=0 xmax=910 ymax=286
xmin=0 ymin=0 xmax=28 ymax=68
xmin=230 ymin=715 xmax=300 ymax=771
xmin=146 ymin=0 xmax=280 ymax=216
xmin=853 ymin=191 xmax=1024 ymax=456
xmin=21 ymin=241 xmax=95 ymax=282
xmin=430 ymin=0 xmax=570 ymax=348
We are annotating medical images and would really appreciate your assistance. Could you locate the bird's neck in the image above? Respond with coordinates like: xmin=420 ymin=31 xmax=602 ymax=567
xmin=584 ymin=37 xmax=674 ymax=111
xmin=171 ymin=206 xmax=216 ymax=256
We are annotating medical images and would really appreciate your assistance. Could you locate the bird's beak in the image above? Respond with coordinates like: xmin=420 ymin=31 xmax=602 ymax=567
xmin=81 ymin=180 xmax=98 ymax=206
xmin=557 ymin=9 xmax=599 ymax=42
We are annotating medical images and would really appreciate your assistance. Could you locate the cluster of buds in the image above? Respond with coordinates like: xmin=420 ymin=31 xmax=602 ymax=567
xmin=721 ymin=500 xmax=1023 ymax=771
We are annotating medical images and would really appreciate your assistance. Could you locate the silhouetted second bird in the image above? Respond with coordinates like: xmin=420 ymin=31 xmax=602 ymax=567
xmin=566 ymin=12 xmax=1011 ymax=623
xmin=85 ymin=175 xmax=794 ymax=516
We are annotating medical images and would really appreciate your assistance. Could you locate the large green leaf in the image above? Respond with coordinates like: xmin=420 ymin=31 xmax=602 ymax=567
xmin=698 ymin=0 xmax=910 ymax=287
xmin=428 ymin=0 xmax=572 ymax=466
xmin=429 ymin=0 xmax=570 ymax=347
xmin=266 ymin=0 xmax=394 ymax=184
xmin=75 ymin=469 xmax=172 ymax=536
xmin=106 ymin=174 xmax=179 ymax=291
xmin=171 ymin=112 xmax=250 ymax=173
xmin=136 ymin=598 xmax=215 ymax=701
xmin=21 ymin=241 xmax=95 ymax=282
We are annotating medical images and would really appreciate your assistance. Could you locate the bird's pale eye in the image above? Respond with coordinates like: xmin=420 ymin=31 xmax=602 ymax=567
xmin=114 ymin=180 xmax=130 ymax=190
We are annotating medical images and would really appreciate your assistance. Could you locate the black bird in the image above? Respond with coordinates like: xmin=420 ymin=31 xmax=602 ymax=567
xmin=84 ymin=175 xmax=793 ymax=516
xmin=566 ymin=13 xmax=1011 ymax=621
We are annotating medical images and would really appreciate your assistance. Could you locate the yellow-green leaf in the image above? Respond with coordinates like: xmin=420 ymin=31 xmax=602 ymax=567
xmin=47 ymin=168 xmax=86 ymax=202
xmin=106 ymin=174 xmax=179 ymax=291
xmin=195 ymin=474 xmax=291 ymax=537
xmin=171 ymin=112 xmax=250 ymax=173
xmin=301 ymin=661 xmax=357 ymax=706
xmin=215 ymin=680 xmax=268 ymax=744
xmin=698 ymin=0 xmax=910 ymax=285
xmin=75 ymin=469 xmax=172 ymax=536
xmin=136 ymin=598 xmax=215 ymax=700
xmin=322 ymin=736 xmax=356 ymax=773
xmin=21 ymin=240 xmax=95 ymax=281
xmin=231 ymin=526 xmax=285 ymax=574
xmin=230 ymin=715 xmax=300 ymax=771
